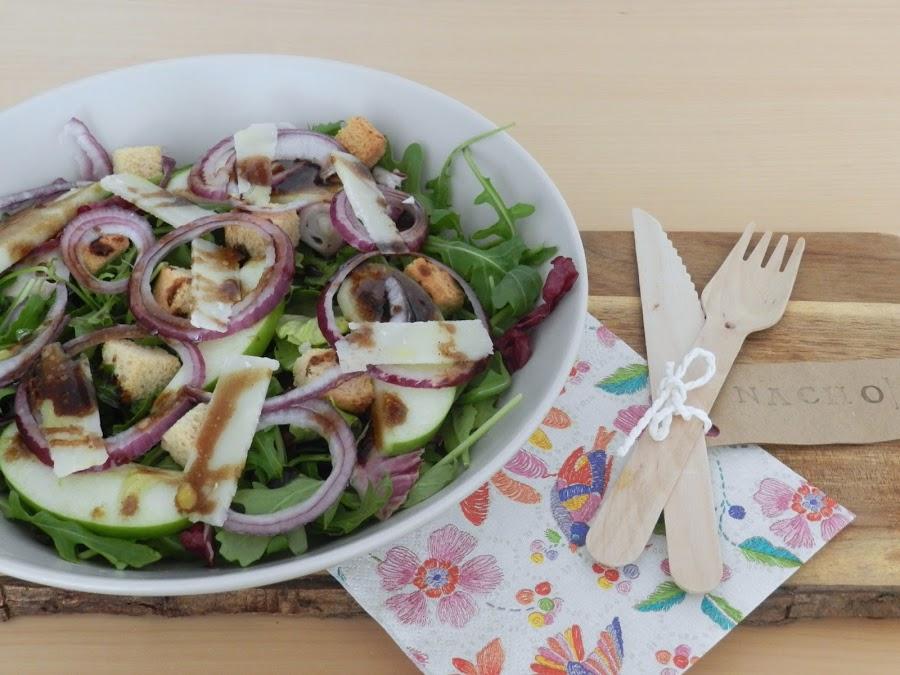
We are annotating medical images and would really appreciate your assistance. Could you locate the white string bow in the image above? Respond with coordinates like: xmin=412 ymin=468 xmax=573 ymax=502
xmin=612 ymin=347 xmax=717 ymax=457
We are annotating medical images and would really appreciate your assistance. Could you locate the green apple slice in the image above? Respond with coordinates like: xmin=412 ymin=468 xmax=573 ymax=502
xmin=372 ymin=380 xmax=456 ymax=456
xmin=0 ymin=426 xmax=187 ymax=538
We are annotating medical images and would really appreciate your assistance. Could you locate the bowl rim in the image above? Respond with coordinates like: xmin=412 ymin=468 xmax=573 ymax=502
xmin=0 ymin=53 xmax=588 ymax=596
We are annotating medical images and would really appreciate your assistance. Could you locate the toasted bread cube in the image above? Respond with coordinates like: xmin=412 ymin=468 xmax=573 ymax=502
xmin=403 ymin=258 xmax=465 ymax=314
xmin=153 ymin=264 xmax=194 ymax=317
xmin=101 ymin=339 xmax=181 ymax=404
xmin=224 ymin=210 xmax=301 ymax=259
xmin=161 ymin=402 xmax=208 ymax=467
xmin=79 ymin=234 xmax=130 ymax=274
xmin=293 ymin=347 xmax=374 ymax=415
xmin=335 ymin=117 xmax=387 ymax=168
xmin=112 ymin=146 xmax=164 ymax=180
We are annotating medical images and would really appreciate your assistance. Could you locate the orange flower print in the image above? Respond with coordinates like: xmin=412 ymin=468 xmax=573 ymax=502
xmin=451 ymin=637 xmax=505 ymax=675
xmin=460 ymin=450 xmax=551 ymax=526
xmin=542 ymin=407 xmax=572 ymax=429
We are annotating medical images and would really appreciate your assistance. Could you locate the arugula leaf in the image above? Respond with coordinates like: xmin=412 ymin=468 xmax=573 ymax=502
xmin=245 ymin=427 xmax=287 ymax=484
xmin=323 ymin=478 xmax=391 ymax=535
xmin=434 ymin=394 xmax=523 ymax=469
xmin=491 ymin=265 xmax=542 ymax=318
xmin=0 ymin=492 xmax=160 ymax=570
xmin=264 ymin=527 xmax=309 ymax=557
xmin=395 ymin=143 xmax=432 ymax=211
xmin=296 ymin=243 xmax=357 ymax=289
xmin=459 ymin=354 xmax=511 ymax=404
xmin=215 ymin=529 xmax=270 ymax=567
xmin=274 ymin=337 xmax=300 ymax=371
xmin=462 ymin=147 xmax=535 ymax=244
xmin=403 ymin=462 xmax=461 ymax=509
xmin=428 ymin=207 xmax=464 ymax=239
xmin=286 ymin=287 xmax=323 ymax=316
xmin=310 ymin=120 xmax=343 ymax=136
xmin=426 ymin=124 xmax=514 ymax=210
xmin=521 ymin=244 xmax=559 ymax=267
xmin=439 ymin=405 xmax=477 ymax=464
xmin=232 ymin=476 xmax=322 ymax=515
xmin=0 ymin=293 xmax=55 ymax=350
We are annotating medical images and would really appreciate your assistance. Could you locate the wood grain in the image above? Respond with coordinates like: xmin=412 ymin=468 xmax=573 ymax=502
xmin=0 ymin=615 xmax=895 ymax=675
xmin=5 ymin=2 xmax=900 ymax=238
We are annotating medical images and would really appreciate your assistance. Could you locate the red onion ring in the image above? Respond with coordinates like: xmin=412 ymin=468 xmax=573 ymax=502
xmin=366 ymin=359 xmax=489 ymax=389
xmin=60 ymin=206 xmax=155 ymax=294
xmin=222 ymin=400 xmax=356 ymax=535
xmin=13 ymin=384 xmax=52 ymax=466
xmin=0 ymin=178 xmax=88 ymax=214
xmin=330 ymin=188 xmax=427 ymax=253
xmin=189 ymin=129 xmax=343 ymax=202
xmin=13 ymin=325 xmax=206 ymax=468
xmin=129 ymin=213 xmax=293 ymax=341
xmin=0 ymin=284 xmax=68 ymax=387
xmin=62 ymin=118 xmax=112 ymax=181
xmin=260 ymin=364 xmax=365 ymax=415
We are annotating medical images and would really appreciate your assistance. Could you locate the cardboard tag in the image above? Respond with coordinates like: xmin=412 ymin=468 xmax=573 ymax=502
xmin=708 ymin=358 xmax=900 ymax=446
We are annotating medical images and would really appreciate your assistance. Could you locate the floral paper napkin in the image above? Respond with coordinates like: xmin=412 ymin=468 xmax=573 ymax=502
xmin=331 ymin=315 xmax=853 ymax=674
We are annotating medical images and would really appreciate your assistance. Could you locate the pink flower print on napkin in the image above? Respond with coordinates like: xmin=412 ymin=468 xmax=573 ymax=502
xmin=753 ymin=478 xmax=850 ymax=548
xmin=378 ymin=524 xmax=503 ymax=628
xmin=614 ymin=404 xmax=649 ymax=435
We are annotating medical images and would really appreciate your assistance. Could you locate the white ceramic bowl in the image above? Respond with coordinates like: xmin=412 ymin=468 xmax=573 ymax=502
xmin=0 ymin=55 xmax=587 ymax=595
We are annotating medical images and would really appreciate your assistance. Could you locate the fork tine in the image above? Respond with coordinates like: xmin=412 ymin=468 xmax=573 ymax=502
xmin=747 ymin=230 xmax=773 ymax=265
xmin=782 ymin=237 xmax=806 ymax=283
xmin=766 ymin=234 xmax=789 ymax=270
xmin=727 ymin=223 xmax=756 ymax=264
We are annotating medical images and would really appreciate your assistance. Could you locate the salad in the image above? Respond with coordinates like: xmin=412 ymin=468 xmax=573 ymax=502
xmin=0 ymin=116 xmax=577 ymax=569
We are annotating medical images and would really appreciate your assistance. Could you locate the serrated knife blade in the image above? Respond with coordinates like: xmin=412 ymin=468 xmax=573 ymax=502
xmin=632 ymin=208 xmax=723 ymax=593
xmin=632 ymin=208 xmax=705 ymax=385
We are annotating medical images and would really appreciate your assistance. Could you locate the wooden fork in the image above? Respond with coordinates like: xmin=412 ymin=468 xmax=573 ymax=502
xmin=586 ymin=225 xmax=805 ymax=568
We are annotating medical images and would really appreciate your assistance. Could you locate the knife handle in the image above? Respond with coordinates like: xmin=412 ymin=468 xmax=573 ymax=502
xmin=664 ymin=436 xmax=723 ymax=593
xmin=586 ymin=323 xmax=745 ymax=567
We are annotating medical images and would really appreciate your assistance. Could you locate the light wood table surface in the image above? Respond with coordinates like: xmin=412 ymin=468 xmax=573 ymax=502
xmin=1 ymin=1 xmax=898 ymax=673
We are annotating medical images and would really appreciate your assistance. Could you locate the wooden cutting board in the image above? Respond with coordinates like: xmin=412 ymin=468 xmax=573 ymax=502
xmin=1 ymin=231 xmax=897 ymax=623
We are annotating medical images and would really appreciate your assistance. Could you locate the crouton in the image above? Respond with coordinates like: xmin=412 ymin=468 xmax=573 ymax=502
xmin=101 ymin=339 xmax=181 ymax=403
xmin=153 ymin=264 xmax=194 ymax=317
xmin=293 ymin=347 xmax=374 ymax=415
xmin=335 ymin=117 xmax=386 ymax=167
xmin=224 ymin=210 xmax=301 ymax=259
xmin=112 ymin=146 xmax=164 ymax=180
xmin=78 ymin=234 xmax=130 ymax=274
xmin=404 ymin=258 xmax=465 ymax=314
xmin=161 ymin=402 xmax=208 ymax=467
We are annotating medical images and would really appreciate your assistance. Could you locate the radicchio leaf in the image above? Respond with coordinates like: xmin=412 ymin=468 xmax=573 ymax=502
xmin=179 ymin=522 xmax=215 ymax=567
xmin=350 ymin=444 xmax=424 ymax=520
xmin=495 ymin=256 xmax=579 ymax=372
